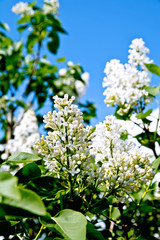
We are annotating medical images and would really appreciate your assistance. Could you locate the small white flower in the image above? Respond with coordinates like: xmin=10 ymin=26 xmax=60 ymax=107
xmin=7 ymin=109 xmax=40 ymax=154
xmin=81 ymin=72 xmax=90 ymax=86
xmin=75 ymin=80 xmax=86 ymax=97
xmin=12 ymin=2 xmax=34 ymax=16
xmin=103 ymin=38 xmax=152 ymax=115
xmin=58 ymin=68 xmax=67 ymax=76
xmin=67 ymin=61 xmax=74 ymax=67
xmin=91 ymin=115 xmax=154 ymax=202
xmin=43 ymin=0 xmax=59 ymax=15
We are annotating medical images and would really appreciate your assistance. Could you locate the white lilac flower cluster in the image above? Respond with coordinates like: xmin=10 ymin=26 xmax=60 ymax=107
xmin=58 ymin=61 xmax=90 ymax=99
xmin=34 ymin=94 xmax=103 ymax=187
xmin=7 ymin=109 xmax=40 ymax=155
xmin=12 ymin=2 xmax=34 ymax=16
xmin=43 ymin=0 xmax=59 ymax=15
xmin=91 ymin=116 xmax=154 ymax=202
xmin=103 ymin=38 xmax=152 ymax=116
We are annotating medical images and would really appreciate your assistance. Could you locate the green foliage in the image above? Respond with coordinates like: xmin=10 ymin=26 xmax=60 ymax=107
xmin=1 ymin=0 xmax=160 ymax=239
xmin=152 ymin=156 xmax=160 ymax=170
xmin=136 ymin=108 xmax=153 ymax=120
xmin=145 ymin=86 xmax=159 ymax=97
xmin=0 ymin=172 xmax=46 ymax=217
xmin=15 ymin=162 xmax=41 ymax=184
xmin=7 ymin=152 xmax=41 ymax=163
xmin=1 ymin=188 xmax=46 ymax=216
xmin=0 ymin=172 xmax=20 ymax=200
xmin=86 ymin=222 xmax=105 ymax=240
xmin=41 ymin=209 xmax=87 ymax=240
xmin=145 ymin=63 xmax=160 ymax=76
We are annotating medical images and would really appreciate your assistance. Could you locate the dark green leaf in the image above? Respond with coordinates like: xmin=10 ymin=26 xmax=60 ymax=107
xmin=86 ymin=222 xmax=105 ymax=240
xmin=15 ymin=162 xmax=41 ymax=184
xmin=27 ymin=33 xmax=39 ymax=53
xmin=17 ymin=25 xmax=28 ymax=33
xmin=47 ymin=32 xmax=59 ymax=54
xmin=7 ymin=152 xmax=41 ymax=163
xmin=27 ymin=176 xmax=61 ymax=197
xmin=120 ymin=130 xmax=128 ymax=140
xmin=114 ymin=106 xmax=133 ymax=120
xmin=0 ymin=22 xmax=10 ymax=31
xmin=31 ymin=11 xmax=45 ymax=25
xmin=145 ymin=63 xmax=160 ymax=76
xmin=134 ymin=132 xmax=160 ymax=148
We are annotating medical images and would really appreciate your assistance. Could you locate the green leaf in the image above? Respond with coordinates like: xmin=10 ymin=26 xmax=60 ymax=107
xmin=87 ymin=126 xmax=96 ymax=138
xmin=134 ymin=132 xmax=160 ymax=148
xmin=0 ymin=206 xmax=6 ymax=217
xmin=0 ymin=22 xmax=10 ymax=31
xmin=7 ymin=152 xmax=41 ymax=163
xmin=47 ymin=32 xmax=59 ymax=54
xmin=27 ymin=176 xmax=61 ymax=197
xmin=15 ymin=162 xmax=41 ymax=184
xmin=152 ymin=156 xmax=160 ymax=170
xmin=17 ymin=25 xmax=28 ymax=33
xmin=86 ymin=222 xmax=105 ymax=240
xmin=17 ymin=15 xmax=31 ymax=24
xmin=114 ymin=105 xmax=133 ymax=120
xmin=27 ymin=33 xmax=39 ymax=53
xmin=42 ymin=209 xmax=87 ymax=240
xmin=1 ymin=188 xmax=46 ymax=216
xmin=139 ymin=205 xmax=154 ymax=213
xmin=145 ymin=86 xmax=159 ymax=97
xmin=145 ymin=63 xmax=160 ymax=76
xmin=111 ymin=207 xmax=120 ymax=220
xmin=28 ymin=1 xmax=36 ymax=7
xmin=136 ymin=109 xmax=153 ymax=120
xmin=120 ymin=130 xmax=128 ymax=140
xmin=0 ymin=172 xmax=21 ymax=200
xmin=56 ymin=57 xmax=66 ymax=62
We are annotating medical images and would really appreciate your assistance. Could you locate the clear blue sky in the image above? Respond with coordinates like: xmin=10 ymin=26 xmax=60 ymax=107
xmin=0 ymin=0 xmax=160 ymax=125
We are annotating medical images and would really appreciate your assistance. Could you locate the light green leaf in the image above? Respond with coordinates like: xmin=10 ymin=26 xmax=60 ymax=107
xmin=152 ymin=156 xmax=160 ymax=170
xmin=2 ymin=188 xmax=46 ymax=216
xmin=145 ymin=63 xmax=160 ymax=76
xmin=56 ymin=57 xmax=66 ymax=62
xmin=28 ymin=1 xmax=36 ymax=7
xmin=7 ymin=152 xmax=41 ymax=163
xmin=17 ymin=15 xmax=31 ymax=24
xmin=136 ymin=109 xmax=153 ymax=120
xmin=145 ymin=86 xmax=159 ymax=97
xmin=42 ymin=209 xmax=87 ymax=240
xmin=0 ymin=172 xmax=21 ymax=201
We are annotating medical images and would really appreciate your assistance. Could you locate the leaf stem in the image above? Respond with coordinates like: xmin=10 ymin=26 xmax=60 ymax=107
xmin=34 ymin=224 xmax=45 ymax=240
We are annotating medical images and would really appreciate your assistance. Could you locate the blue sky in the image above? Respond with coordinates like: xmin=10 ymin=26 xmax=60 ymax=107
xmin=0 ymin=0 xmax=160 ymax=125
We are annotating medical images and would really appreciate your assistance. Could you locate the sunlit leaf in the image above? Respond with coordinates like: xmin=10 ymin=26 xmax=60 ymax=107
xmin=2 ymin=188 xmax=46 ymax=216
xmin=145 ymin=63 xmax=160 ymax=76
xmin=41 ymin=209 xmax=87 ymax=240
xmin=7 ymin=152 xmax=41 ymax=163
xmin=0 ymin=172 xmax=21 ymax=200
xmin=136 ymin=109 xmax=152 ymax=119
